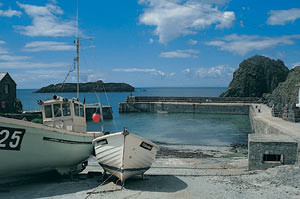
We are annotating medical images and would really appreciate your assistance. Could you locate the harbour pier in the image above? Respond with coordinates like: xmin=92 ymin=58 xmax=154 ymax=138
xmin=119 ymin=96 xmax=260 ymax=114
xmin=120 ymin=96 xmax=300 ymax=170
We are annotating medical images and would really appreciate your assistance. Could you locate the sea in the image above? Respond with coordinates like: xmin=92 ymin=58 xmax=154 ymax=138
xmin=17 ymin=87 xmax=252 ymax=146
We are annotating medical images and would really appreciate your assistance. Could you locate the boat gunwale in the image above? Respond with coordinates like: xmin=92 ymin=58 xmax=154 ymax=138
xmin=93 ymin=132 xmax=160 ymax=151
xmin=0 ymin=116 xmax=101 ymax=137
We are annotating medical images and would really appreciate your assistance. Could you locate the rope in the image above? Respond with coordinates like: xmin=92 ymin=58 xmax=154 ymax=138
xmin=101 ymin=83 xmax=118 ymax=132
xmin=89 ymin=39 xmax=118 ymax=132
xmin=54 ymin=63 xmax=76 ymax=94
xmin=85 ymin=170 xmax=122 ymax=199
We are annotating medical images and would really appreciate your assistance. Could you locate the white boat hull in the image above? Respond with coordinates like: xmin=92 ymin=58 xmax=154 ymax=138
xmin=93 ymin=131 xmax=159 ymax=183
xmin=0 ymin=116 xmax=103 ymax=181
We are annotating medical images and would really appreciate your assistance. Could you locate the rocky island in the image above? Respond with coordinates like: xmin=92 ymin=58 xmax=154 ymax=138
xmin=220 ymin=55 xmax=289 ymax=97
xmin=220 ymin=55 xmax=300 ymax=122
xmin=35 ymin=80 xmax=134 ymax=93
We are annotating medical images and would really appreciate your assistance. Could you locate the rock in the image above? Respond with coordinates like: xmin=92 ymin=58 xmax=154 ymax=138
xmin=220 ymin=55 xmax=289 ymax=97
xmin=265 ymin=66 xmax=300 ymax=122
xmin=35 ymin=80 xmax=134 ymax=93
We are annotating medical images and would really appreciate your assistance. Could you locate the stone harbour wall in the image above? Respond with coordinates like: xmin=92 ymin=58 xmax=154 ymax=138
xmin=126 ymin=96 xmax=261 ymax=103
xmin=119 ymin=102 xmax=250 ymax=115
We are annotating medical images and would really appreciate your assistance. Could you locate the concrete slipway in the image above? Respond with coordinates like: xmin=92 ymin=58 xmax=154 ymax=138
xmin=1 ymin=104 xmax=300 ymax=199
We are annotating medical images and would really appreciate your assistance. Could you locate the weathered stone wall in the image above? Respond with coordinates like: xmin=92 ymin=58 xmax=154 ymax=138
xmin=127 ymin=96 xmax=260 ymax=103
xmin=249 ymin=106 xmax=282 ymax=135
xmin=119 ymin=102 xmax=249 ymax=115
xmin=248 ymin=134 xmax=298 ymax=170
xmin=120 ymin=96 xmax=256 ymax=114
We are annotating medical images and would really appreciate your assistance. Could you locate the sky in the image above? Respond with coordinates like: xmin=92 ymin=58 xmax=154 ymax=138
xmin=0 ymin=0 xmax=300 ymax=88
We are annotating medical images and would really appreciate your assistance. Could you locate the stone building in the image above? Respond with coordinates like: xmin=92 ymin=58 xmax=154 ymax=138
xmin=0 ymin=72 xmax=17 ymax=113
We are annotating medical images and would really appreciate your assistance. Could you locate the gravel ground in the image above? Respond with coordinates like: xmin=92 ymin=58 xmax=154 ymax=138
xmin=1 ymin=145 xmax=300 ymax=199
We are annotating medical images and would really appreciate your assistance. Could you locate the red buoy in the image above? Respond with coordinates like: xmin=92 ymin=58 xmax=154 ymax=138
xmin=92 ymin=113 xmax=101 ymax=123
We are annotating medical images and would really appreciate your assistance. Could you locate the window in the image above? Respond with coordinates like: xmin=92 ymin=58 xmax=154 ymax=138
xmin=80 ymin=104 xmax=84 ymax=117
xmin=74 ymin=103 xmax=79 ymax=116
xmin=263 ymin=154 xmax=282 ymax=162
xmin=62 ymin=103 xmax=71 ymax=116
xmin=53 ymin=104 xmax=62 ymax=117
xmin=5 ymin=84 xmax=9 ymax=94
xmin=45 ymin=105 xmax=52 ymax=118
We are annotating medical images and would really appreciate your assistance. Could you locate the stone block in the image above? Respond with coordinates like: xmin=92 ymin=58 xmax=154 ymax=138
xmin=248 ymin=134 xmax=298 ymax=170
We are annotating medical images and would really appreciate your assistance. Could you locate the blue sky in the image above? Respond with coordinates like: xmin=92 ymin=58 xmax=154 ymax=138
xmin=0 ymin=0 xmax=300 ymax=88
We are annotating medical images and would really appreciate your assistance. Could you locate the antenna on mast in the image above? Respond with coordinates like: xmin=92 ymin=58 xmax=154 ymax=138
xmin=74 ymin=0 xmax=92 ymax=100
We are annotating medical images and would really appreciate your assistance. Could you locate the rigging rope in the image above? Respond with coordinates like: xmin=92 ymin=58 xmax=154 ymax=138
xmin=54 ymin=63 xmax=76 ymax=94
xmin=89 ymin=39 xmax=118 ymax=132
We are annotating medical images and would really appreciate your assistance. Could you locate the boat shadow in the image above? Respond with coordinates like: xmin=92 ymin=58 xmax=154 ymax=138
xmin=123 ymin=175 xmax=188 ymax=193
xmin=0 ymin=171 xmax=101 ymax=198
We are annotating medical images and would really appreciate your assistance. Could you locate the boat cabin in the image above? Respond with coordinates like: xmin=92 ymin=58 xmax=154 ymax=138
xmin=39 ymin=96 xmax=87 ymax=133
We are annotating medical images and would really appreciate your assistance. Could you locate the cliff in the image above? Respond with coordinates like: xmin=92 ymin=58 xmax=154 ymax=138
xmin=264 ymin=66 xmax=300 ymax=122
xmin=220 ymin=55 xmax=289 ymax=97
xmin=35 ymin=80 xmax=134 ymax=93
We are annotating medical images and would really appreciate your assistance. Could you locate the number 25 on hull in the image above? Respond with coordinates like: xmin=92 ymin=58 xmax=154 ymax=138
xmin=0 ymin=127 xmax=26 ymax=151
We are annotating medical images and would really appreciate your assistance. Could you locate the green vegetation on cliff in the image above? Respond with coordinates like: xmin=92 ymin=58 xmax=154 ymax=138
xmin=265 ymin=66 xmax=300 ymax=110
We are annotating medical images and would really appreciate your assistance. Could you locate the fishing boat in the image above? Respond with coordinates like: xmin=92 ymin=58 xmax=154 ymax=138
xmin=0 ymin=24 xmax=104 ymax=182
xmin=93 ymin=129 xmax=159 ymax=185
xmin=0 ymin=97 xmax=104 ymax=181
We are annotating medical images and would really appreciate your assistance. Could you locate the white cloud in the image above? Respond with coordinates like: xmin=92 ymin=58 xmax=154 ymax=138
xmin=0 ymin=61 xmax=70 ymax=69
xmin=0 ymin=3 xmax=22 ymax=17
xmin=292 ymin=62 xmax=300 ymax=68
xmin=0 ymin=55 xmax=30 ymax=61
xmin=267 ymin=8 xmax=300 ymax=25
xmin=169 ymin=72 xmax=176 ymax=77
xmin=188 ymin=39 xmax=198 ymax=45
xmin=0 ymin=41 xmax=8 ymax=54
xmin=197 ymin=65 xmax=234 ymax=78
xmin=24 ymin=41 xmax=75 ymax=52
xmin=160 ymin=49 xmax=199 ymax=58
xmin=139 ymin=0 xmax=235 ymax=43
xmin=205 ymin=34 xmax=300 ymax=56
xmin=149 ymin=38 xmax=154 ymax=44
xmin=15 ymin=2 xmax=75 ymax=37
xmin=112 ymin=67 xmax=177 ymax=77
xmin=87 ymin=73 xmax=105 ymax=82
xmin=113 ymin=68 xmax=165 ymax=76
xmin=202 ymin=0 xmax=230 ymax=5
xmin=185 ymin=65 xmax=235 ymax=78
xmin=12 ymin=69 xmax=68 ymax=85
xmin=184 ymin=68 xmax=190 ymax=73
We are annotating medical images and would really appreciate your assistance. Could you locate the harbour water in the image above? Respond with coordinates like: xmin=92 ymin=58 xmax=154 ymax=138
xmin=17 ymin=87 xmax=251 ymax=146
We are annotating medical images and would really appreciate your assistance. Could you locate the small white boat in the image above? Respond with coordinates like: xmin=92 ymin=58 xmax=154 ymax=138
xmin=93 ymin=129 xmax=159 ymax=185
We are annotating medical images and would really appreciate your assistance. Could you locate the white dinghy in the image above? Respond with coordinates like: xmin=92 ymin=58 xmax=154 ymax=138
xmin=93 ymin=129 xmax=159 ymax=185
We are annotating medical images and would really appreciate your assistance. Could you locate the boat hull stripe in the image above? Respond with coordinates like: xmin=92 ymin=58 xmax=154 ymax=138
xmin=43 ymin=137 xmax=91 ymax=144
xmin=100 ymin=163 xmax=150 ymax=173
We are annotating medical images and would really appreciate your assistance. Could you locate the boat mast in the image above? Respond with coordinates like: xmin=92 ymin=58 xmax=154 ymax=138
xmin=76 ymin=38 xmax=80 ymax=100
xmin=75 ymin=0 xmax=79 ymax=100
